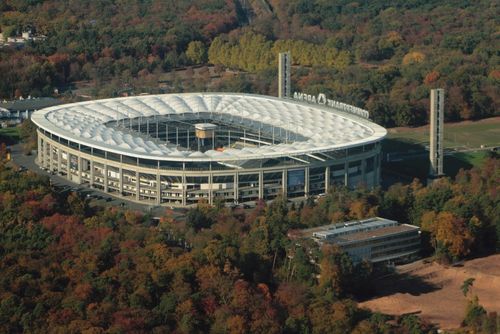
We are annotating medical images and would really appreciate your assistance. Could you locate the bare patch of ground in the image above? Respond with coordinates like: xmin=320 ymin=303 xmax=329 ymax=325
xmin=359 ymin=254 xmax=500 ymax=330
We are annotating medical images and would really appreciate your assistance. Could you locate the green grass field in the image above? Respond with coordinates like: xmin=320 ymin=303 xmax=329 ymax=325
xmin=383 ymin=118 xmax=500 ymax=181
xmin=387 ymin=119 xmax=500 ymax=149
xmin=0 ymin=126 xmax=20 ymax=144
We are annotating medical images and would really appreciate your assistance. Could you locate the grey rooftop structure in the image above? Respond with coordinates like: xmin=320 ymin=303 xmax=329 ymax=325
xmin=303 ymin=217 xmax=421 ymax=264
xmin=1 ymin=97 xmax=61 ymax=112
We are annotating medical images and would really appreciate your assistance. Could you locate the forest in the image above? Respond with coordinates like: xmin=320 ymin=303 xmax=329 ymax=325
xmin=0 ymin=138 xmax=499 ymax=332
xmin=1 ymin=1 xmax=499 ymax=332
xmin=0 ymin=0 xmax=498 ymax=127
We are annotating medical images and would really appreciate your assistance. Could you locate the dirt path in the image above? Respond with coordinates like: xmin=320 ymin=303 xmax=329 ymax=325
xmin=359 ymin=255 xmax=500 ymax=330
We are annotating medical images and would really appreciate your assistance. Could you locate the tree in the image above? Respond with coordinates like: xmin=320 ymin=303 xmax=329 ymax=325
xmin=461 ymin=277 xmax=475 ymax=297
xmin=226 ymin=315 xmax=246 ymax=334
xmin=402 ymin=51 xmax=426 ymax=66
xmin=19 ymin=119 xmax=37 ymax=152
xmin=463 ymin=296 xmax=487 ymax=329
xmin=265 ymin=196 xmax=291 ymax=270
xmin=0 ymin=143 xmax=8 ymax=161
xmin=186 ymin=41 xmax=207 ymax=65
xmin=309 ymin=299 xmax=357 ymax=334
xmin=186 ymin=206 xmax=212 ymax=231
xmin=318 ymin=244 xmax=353 ymax=298
xmin=47 ymin=53 xmax=70 ymax=83
xmin=67 ymin=192 xmax=87 ymax=216
xmin=428 ymin=212 xmax=474 ymax=260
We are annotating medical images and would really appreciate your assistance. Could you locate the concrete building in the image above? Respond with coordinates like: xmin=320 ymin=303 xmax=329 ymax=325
xmin=278 ymin=52 xmax=291 ymax=99
xmin=1 ymin=30 xmax=46 ymax=47
xmin=429 ymin=88 xmax=444 ymax=179
xmin=300 ymin=217 xmax=421 ymax=264
xmin=0 ymin=97 xmax=61 ymax=120
xmin=31 ymin=93 xmax=386 ymax=207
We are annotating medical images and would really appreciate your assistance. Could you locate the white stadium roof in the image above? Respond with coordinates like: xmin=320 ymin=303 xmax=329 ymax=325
xmin=31 ymin=93 xmax=387 ymax=162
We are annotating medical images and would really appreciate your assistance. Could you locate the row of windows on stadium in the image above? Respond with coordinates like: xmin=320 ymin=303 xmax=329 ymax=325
xmin=82 ymin=165 xmax=375 ymax=185
xmin=61 ymin=158 xmax=376 ymax=183
xmin=57 ymin=148 xmax=377 ymax=172
xmin=40 ymin=129 xmax=380 ymax=170
xmin=50 ymin=146 xmax=377 ymax=171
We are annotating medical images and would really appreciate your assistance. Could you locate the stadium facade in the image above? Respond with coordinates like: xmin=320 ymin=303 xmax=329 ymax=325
xmin=31 ymin=93 xmax=386 ymax=206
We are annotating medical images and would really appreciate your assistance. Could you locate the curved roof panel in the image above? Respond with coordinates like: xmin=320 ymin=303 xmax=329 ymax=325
xmin=31 ymin=93 xmax=386 ymax=162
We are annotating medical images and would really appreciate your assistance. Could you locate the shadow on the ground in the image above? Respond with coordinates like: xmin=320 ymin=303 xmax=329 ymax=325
xmin=357 ymin=270 xmax=440 ymax=302
xmin=381 ymin=138 xmax=476 ymax=186
xmin=0 ymin=134 xmax=19 ymax=146
xmin=382 ymin=138 xmax=425 ymax=154
xmin=443 ymin=154 xmax=475 ymax=176
xmin=381 ymin=138 xmax=429 ymax=185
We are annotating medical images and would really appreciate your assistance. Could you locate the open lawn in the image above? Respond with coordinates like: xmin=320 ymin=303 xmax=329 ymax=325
xmin=382 ymin=117 xmax=500 ymax=182
xmin=387 ymin=117 xmax=500 ymax=149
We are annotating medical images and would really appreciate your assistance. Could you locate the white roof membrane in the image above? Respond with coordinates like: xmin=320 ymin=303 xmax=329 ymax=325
xmin=31 ymin=93 xmax=387 ymax=162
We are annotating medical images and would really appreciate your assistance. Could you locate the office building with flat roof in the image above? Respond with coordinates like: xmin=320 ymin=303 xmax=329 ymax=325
xmin=297 ymin=217 xmax=421 ymax=264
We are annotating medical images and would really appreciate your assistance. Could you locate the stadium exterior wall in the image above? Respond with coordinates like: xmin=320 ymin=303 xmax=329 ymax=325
xmin=36 ymin=128 xmax=382 ymax=206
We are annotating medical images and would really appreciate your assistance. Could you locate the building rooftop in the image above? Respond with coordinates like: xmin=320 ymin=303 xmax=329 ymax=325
xmin=31 ymin=93 xmax=387 ymax=162
xmin=293 ymin=217 xmax=420 ymax=245
xmin=313 ymin=217 xmax=398 ymax=238
xmin=1 ymin=97 xmax=61 ymax=112
xmin=329 ymin=224 xmax=419 ymax=245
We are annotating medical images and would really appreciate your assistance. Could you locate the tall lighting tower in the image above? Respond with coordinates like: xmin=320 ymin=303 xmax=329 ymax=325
xmin=429 ymin=88 xmax=445 ymax=182
xmin=278 ymin=51 xmax=291 ymax=99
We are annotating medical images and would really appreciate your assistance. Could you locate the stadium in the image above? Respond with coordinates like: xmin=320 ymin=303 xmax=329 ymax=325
xmin=31 ymin=93 xmax=387 ymax=206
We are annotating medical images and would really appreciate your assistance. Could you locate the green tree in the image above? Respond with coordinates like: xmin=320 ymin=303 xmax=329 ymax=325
xmin=463 ymin=296 xmax=487 ymax=329
xmin=461 ymin=277 xmax=475 ymax=297
xmin=318 ymin=244 xmax=354 ymax=298
xmin=186 ymin=41 xmax=207 ymax=64
xmin=186 ymin=206 xmax=212 ymax=231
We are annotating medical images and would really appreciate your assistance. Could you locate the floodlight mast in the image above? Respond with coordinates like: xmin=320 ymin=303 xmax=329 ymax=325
xmin=428 ymin=88 xmax=445 ymax=183
xmin=278 ymin=51 xmax=291 ymax=99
